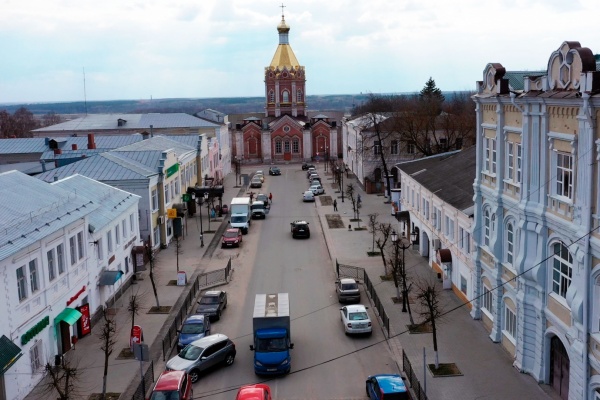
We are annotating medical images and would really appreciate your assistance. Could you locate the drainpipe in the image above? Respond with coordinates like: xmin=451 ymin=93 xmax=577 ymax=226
xmin=509 ymin=91 xmax=525 ymax=113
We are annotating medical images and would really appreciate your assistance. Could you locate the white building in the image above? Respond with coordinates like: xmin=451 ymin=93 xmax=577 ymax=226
xmin=0 ymin=171 xmax=140 ymax=400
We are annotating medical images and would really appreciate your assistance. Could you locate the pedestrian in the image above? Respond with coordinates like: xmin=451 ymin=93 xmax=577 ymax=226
xmin=249 ymin=192 xmax=254 ymax=202
xmin=333 ymin=199 xmax=338 ymax=211
xmin=269 ymin=192 xmax=273 ymax=204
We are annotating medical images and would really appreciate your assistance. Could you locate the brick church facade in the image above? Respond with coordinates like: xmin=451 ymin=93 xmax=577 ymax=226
xmin=229 ymin=13 xmax=339 ymax=164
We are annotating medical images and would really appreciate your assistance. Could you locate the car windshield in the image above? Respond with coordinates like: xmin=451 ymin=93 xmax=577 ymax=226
xmin=349 ymin=312 xmax=368 ymax=321
xmin=342 ymin=283 xmax=358 ymax=290
xmin=150 ymin=391 xmax=180 ymax=400
xmin=256 ymin=338 xmax=287 ymax=352
xmin=257 ymin=195 xmax=268 ymax=201
xmin=223 ymin=231 xmax=238 ymax=238
xmin=181 ymin=323 xmax=204 ymax=334
xmin=251 ymin=204 xmax=263 ymax=210
xmin=179 ymin=345 xmax=203 ymax=360
xmin=199 ymin=296 xmax=219 ymax=304
xmin=304 ymin=191 xmax=313 ymax=196
xmin=231 ymin=216 xmax=247 ymax=223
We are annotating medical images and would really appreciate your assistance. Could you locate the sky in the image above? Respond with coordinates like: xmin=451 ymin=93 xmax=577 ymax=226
xmin=2 ymin=0 xmax=600 ymax=104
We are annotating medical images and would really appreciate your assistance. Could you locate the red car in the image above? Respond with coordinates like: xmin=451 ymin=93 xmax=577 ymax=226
xmin=149 ymin=370 xmax=193 ymax=400
xmin=221 ymin=228 xmax=243 ymax=248
xmin=235 ymin=384 xmax=272 ymax=400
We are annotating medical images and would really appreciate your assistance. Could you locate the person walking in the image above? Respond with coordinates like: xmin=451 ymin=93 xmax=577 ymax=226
xmin=333 ymin=199 xmax=338 ymax=211
xmin=269 ymin=192 xmax=273 ymax=204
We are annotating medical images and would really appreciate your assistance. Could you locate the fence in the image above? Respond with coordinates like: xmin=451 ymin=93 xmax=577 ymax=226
xmin=335 ymin=259 xmax=389 ymax=336
xmin=131 ymin=360 xmax=154 ymax=400
xmin=402 ymin=350 xmax=428 ymax=400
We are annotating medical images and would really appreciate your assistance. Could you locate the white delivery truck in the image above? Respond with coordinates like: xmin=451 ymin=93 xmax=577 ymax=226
xmin=230 ymin=197 xmax=252 ymax=234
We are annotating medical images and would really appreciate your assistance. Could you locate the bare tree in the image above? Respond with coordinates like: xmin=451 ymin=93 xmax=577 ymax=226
xmin=174 ymin=235 xmax=182 ymax=272
xmin=368 ymin=213 xmax=379 ymax=254
xmin=99 ymin=308 xmax=117 ymax=400
xmin=375 ymin=222 xmax=392 ymax=275
xmin=145 ymin=244 xmax=160 ymax=308
xmin=345 ymin=183 xmax=358 ymax=220
xmin=41 ymin=111 xmax=63 ymax=127
xmin=415 ymin=277 xmax=444 ymax=369
xmin=11 ymin=107 xmax=38 ymax=138
xmin=36 ymin=357 xmax=80 ymax=400
xmin=128 ymin=290 xmax=145 ymax=332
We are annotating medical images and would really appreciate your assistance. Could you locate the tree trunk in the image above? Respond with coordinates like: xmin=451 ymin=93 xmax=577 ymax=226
xmin=431 ymin=301 xmax=439 ymax=369
xmin=149 ymin=268 xmax=159 ymax=308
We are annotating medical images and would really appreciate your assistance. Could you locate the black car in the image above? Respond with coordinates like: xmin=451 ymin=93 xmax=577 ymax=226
xmin=290 ymin=220 xmax=310 ymax=238
xmin=269 ymin=166 xmax=281 ymax=175
xmin=196 ymin=290 xmax=228 ymax=321
xmin=302 ymin=163 xmax=315 ymax=171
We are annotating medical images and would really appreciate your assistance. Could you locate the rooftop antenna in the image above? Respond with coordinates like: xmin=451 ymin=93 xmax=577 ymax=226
xmin=83 ymin=67 xmax=88 ymax=115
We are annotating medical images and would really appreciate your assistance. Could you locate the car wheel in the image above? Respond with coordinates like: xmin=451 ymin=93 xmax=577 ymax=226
xmin=190 ymin=369 xmax=200 ymax=383
xmin=224 ymin=300 xmax=227 ymax=309
xmin=224 ymin=352 xmax=235 ymax=366
xmin=366 ymin=384 xmax=370 ymax=396
xmin=217 ymin=310 xmax=221 ymax=320
xmin=306 ymin=233 xmax=310 ymax=238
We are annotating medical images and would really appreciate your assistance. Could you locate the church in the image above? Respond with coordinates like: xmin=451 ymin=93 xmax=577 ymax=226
xmin=228 ymin=12 xmax=341 ymax=164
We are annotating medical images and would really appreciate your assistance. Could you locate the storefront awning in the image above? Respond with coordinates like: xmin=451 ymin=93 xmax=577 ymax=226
xmin=98 ymin=270 xmax=124 ymax=286
xmin=437 ymin=249 xmax=453 ymax=263
xmin=54 ymin=308 xmax=82 ymax=326
xmin=0 ymin=335 xmax=22 ymax=375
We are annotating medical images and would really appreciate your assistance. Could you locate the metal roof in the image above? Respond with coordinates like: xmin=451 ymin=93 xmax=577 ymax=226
xmin=32 ymin=113 xmax=219 ymax=132
xmin=505 ymin=70 xmax=545 ymax=91
xmin=396 ymin=147 xmax=476 ymax=212
xmin=0 ymin=138 xmax=48 ymax=154
xmin=0 ymin=170 xmax=99 ymax=262
xmin=35 ymin=152 xmax=157 ymax=183
xmin=112 ymin=135 xmax=196 ymax=157
xmin=53 ymin=174 xmax=140 ymax=232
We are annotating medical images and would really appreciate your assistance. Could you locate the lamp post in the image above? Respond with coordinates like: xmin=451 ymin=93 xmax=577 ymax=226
xmin=199 ymin=195 xmax=205 ymax=247
xmin=325 ymin=146 xmax=328 ymax=173
xmin=204 ymin=192 xmax=210 ymax=232
xmin=340 ymin=164 xmax=344 ymax=202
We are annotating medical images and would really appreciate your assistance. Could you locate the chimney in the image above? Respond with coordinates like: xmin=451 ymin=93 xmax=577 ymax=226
xmin=87 ymin=133 xmax=96 ymax=149
xmin=72 ymin=144 xmax=78 ymax=150
xmin=54 ymin=149 xmax=62 ymax=155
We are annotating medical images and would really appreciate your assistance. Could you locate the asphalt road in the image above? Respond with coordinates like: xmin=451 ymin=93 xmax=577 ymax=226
xmin=186 ymin=165 xmax=400 ymax=400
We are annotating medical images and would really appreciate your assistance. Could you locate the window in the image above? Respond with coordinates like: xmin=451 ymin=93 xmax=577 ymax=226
xmin=17 ymin=266 xmax=27 ymax=301
xmin=165 ymin=183 xmax=171 ymax=204
xmin=552 ymin=242 xmax=572 ymax=299
xmin=516 ymin=144 xmax=522 ymax=183
xmin=407 ymin=143 xmax=416 ymax=154
xmin=30 ymin=340 xmax=43 ymax=372
xmin=115 ymin=226 xmax=120 ymax=246
xmin=122 ymin=220 xmax=127 ymax=240
xmin=460 ymin=275 xmax=467 ymax=294
xmin=506 ymin=141 xmax=522 ymax=184
xmin=284 ymin=140 xmax=290 ymax=153
xmin=484 ymin=209 xmax=491 ymax=247
xmin=482 ymin=284 xmax=493 ymax=315
xmin=77 ymin=231 xmax=84 ymax=260
xmin=47 ymin=249 xmax=56 ymax=281
xmin=151 ymin=189 xmax=158 ymax=211
xmin=175 ymin=178 xmax=180 ymax=195
xmin=275 ymin=141 xmax=282 ymax=154
xmin=130 ymin=213 xmax=135 ymax=234
xmin=555 ymin=152 xmax=573 ymax=200
xmin=506 ymin=222 xmax=514 ymax=264
xmin=97 ymin=238 xmax=103 ymax=260
xmin=153 ymin=226 xmax=160 ymax=247
xmin=107 ymin=231 xmax=113 ymax=253
xmin=484 ymin=137 xmax=497 ymax=174
xmin=292 ymin=138 xmax=299 ymax=153
xmin=69 ymin=236 xmax=77 ymax=265
xmin=282 ymin=90 xmax=289 ymax=102
xmin=504 ymin=304 xmax=517 ymax=340
xmin=439 ymin=138 xmax=448 ymax=150
xmin=57 ymin=244 xmax=65 ymax=275
xmin=29 ymin=260 xmax=39 ymax=293
xmin=269 ymin=90 xmax=275 ymax=103
xmin=297 ymin=89 xmax=303 ymax=102
xmin=391 ymin=140 xmax=399 ymax=155
xmin=374 ymin=141 xmax=381 ymax=156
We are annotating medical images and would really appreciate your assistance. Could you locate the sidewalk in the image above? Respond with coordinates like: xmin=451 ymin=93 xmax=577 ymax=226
xmin=313 ymin=165 xmax=559 ymax=400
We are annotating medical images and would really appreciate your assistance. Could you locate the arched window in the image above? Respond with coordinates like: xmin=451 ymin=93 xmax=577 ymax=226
xmin=282 ymin=90 xmax=290 ymax=102
xmin=506 ymin=222 xmax=514 ymax=264
xmin=551 ymin=242 xmax=573 ymax=299
xmin=484 ymin=209 xmax=491 ymax=247
xmin=269 ymin=90 xmax=275 ymax=103
xmin=275 ymin=140 xmax=282 ymax=154
xmin=292 ymin=138 xmax=300 ymax=153
xmin=297 ymin=90 xmax=303 ymax=102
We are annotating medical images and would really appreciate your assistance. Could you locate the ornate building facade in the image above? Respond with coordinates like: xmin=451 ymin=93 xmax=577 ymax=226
xmin=230 ymin=13 xmax=339 ymax=163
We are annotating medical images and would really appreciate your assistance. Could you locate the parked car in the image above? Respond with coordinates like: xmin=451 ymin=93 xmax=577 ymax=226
xmin=177 ymin=315 xmax=211 ymax=351
xmin=303 ymin=190 xmax=315 ymax=202
xmin=308 ymin=173 xmax=320 ymax=182
xmin=166 ymin=334 xmax=236 ymax=383
xmin=306 ymin=167 xmax=317 ymax=178
xmin=255 ymin=171 xmax=265 ymax=182
xmin=302 ymin=162 xmax=315 ymax=170
xmin=196 ymin=290 xmax=228 ymax=321
xmin=149 ymin=370 xmax=193 ymax=400
xmin=336 ymin=278 xmax=361 ymax=303
xmin=290 ymin=220 xmax=310 ymax=238
xmin=340 ymin=304 xmax=372 ymax=335
xmin=236 ymin=384 xmax=272 ymax=400
xmin=309 ymin=179 xmax=322 ymax=187
xmin=269 ymin=166 xmax=281 ymax=176
xmin=250 ymin=177 xmax=263 ymax=188
xmin=256 ymin=193 xmax=269 ymax=207
xmin=365 ymin=374 xmax=408 ymax=400
xmin=309 ymin=184 xmax=325 ymax=195
xmin=221 ymin=228 xmax=242 ymax=248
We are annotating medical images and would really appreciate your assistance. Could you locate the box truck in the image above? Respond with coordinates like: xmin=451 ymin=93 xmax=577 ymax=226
xmin=249 ymin=293 xmax=293 ymax=375
xmin=230 ymin=197 xmax=252 ymax=234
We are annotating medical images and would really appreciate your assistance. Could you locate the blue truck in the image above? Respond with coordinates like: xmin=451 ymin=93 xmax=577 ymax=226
xmin=249 ymin=293 xmax=293 ymax=375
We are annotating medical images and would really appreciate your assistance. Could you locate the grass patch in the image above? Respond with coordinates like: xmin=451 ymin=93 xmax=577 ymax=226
xmin=320 ymin=196 xmax=333 ymax=206
xmin=353 ymin=227 xmax=367 ymax=231
xmin=408 ymin=322 xmax=433 ymax=334
xmin=148 ymin=306 xmax=172 ymax=314
xmin=428 ymin=363 xmax=463 ymax=377
xmin=116 ymin=347 xmax=134 ymax=360
xmin=367 ymin=251 xmax=381 ymax=257
xmin=89 ymin=393 xmax=120 ymax=400
xmin=325 ymin=214 xmax=345 ymax=229
xmin=380 ymin=274 xmax=393 ymax=281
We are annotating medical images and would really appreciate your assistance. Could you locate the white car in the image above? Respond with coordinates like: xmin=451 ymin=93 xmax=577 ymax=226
xmin=309 ymin=184 xmax=324 ymax=195
xmin=303 ymin=190 xmax=315 ymax=202
xmin=340 ymin=304 xmax=372 ymax=335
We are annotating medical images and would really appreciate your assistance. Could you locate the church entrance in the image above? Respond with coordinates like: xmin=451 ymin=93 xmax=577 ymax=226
xmin=284 ymin=140 xmax=291 ymax=161
xmin=313 ymin=135 xmax=328 ymax=160
xmin=550 ymin=336 xmax=569 ymax=400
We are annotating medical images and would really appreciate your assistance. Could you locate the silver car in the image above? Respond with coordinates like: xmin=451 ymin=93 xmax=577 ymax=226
xmin=166 ymin=333 xmax=236 ymax=383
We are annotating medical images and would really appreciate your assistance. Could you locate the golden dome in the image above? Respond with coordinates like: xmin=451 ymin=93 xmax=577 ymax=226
xmin=277 ymin=17 xmax=290 ymax=33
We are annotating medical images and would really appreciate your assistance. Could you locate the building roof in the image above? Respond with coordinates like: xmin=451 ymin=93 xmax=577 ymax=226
xmin=32 ymin=113 xmax=219 ymax=132
xmin=0 ymin=138 xmax=48 ymax=154
xmin=396 ymin=146 xmax=476 ymax=213
xmin=0 ymin=170 xmax=99 ymax=261
xmin=53 ymin=174 xmax=140 ymax=232
xmin=505 ymin=70 xmax=545 ymax=91
xmin=112 ymin=135 xmax=196 ymax=157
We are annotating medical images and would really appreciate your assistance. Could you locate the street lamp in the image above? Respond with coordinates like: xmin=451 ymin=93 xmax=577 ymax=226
xmin=340 ymin=164 xmax=344 ymax=203
xmin=325 ymin=146 xmax=328 ymax=173
xmin=199 ymin=194 xmax=205 ymax=247
xmin=204 ymin=192 xmax=210 ymax=232
xmin=391 ymin=230 xmax=411 ymax=313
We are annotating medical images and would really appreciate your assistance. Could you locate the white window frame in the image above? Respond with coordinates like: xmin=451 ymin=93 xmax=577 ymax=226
xmin=107 ymin=231 xmax=113 ymax=254
xmin=503 ymin=303 xmax=517 ymax=343
xmin=115 ymin=226 xmax=120 ymax=246
xmin=69 ymin=236 xmax=77 ymax=266
xmin=292 ymin=138 xmax=299 ymax=154
xmin=130 ymin=213 xmax=135 ymax=234
xmin=57 ymin=244 xmax=65 ymax=275
xmin=30 ymin=340 xmax=43 ymax=372
xmin=506 ymin=141 xmax=514 ymax=181
xmin=482 ymin=283 xmax=493 ymax=317
xmin=506 ymin=222 xmax=514 ymax=265
xmin=275 ymin=140 xmax=282 ymax=154
xmin=391 ymin=140 xmax=399 ymax=155
xmin=593 ymin=275 xmax=600 ymax=333
xmin=122 ymin=220 xmax=127 ymax=240
xmin=153 ymin=226 xmax=160 ymax=247
xmin=374 ymin=140 xmax=381 ymax=156
xmin=151 ymin=188 xmax=158 ymax=211
xmin=17 ymin=265 xmax=27 ymax=301
xmin=77 ymin=231 xmax=84 ymax=260
xmin=407 ymin=143 xmax=415 ymax=155
xmin=165 ymin=183 xmax=171 ymax=204
xmin=97 ymin=238 xmax=104 ymax=260
xmin=29 ymin=259 xmax=39 ymax=293
xmin=554 ymin=151 xmax=574 ymax=200
xmin=47 ymin=249 xmax=56 ymax=282
xmin=551 ymin=242 xmax=572 ymax=300
xmin=484 ymin=137 xmax=497 ymax=175
xmin=484 ymin=209 xmax=491 ymax=247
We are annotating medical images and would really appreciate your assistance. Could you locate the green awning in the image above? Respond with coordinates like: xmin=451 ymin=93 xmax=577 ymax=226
xmin=98 ymin=270 xmax=124 ymax=286
xmin=0 ymin=335 xmax=22 ymax=375
xmin=54 ymin=308 xmax=82 ymax=326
